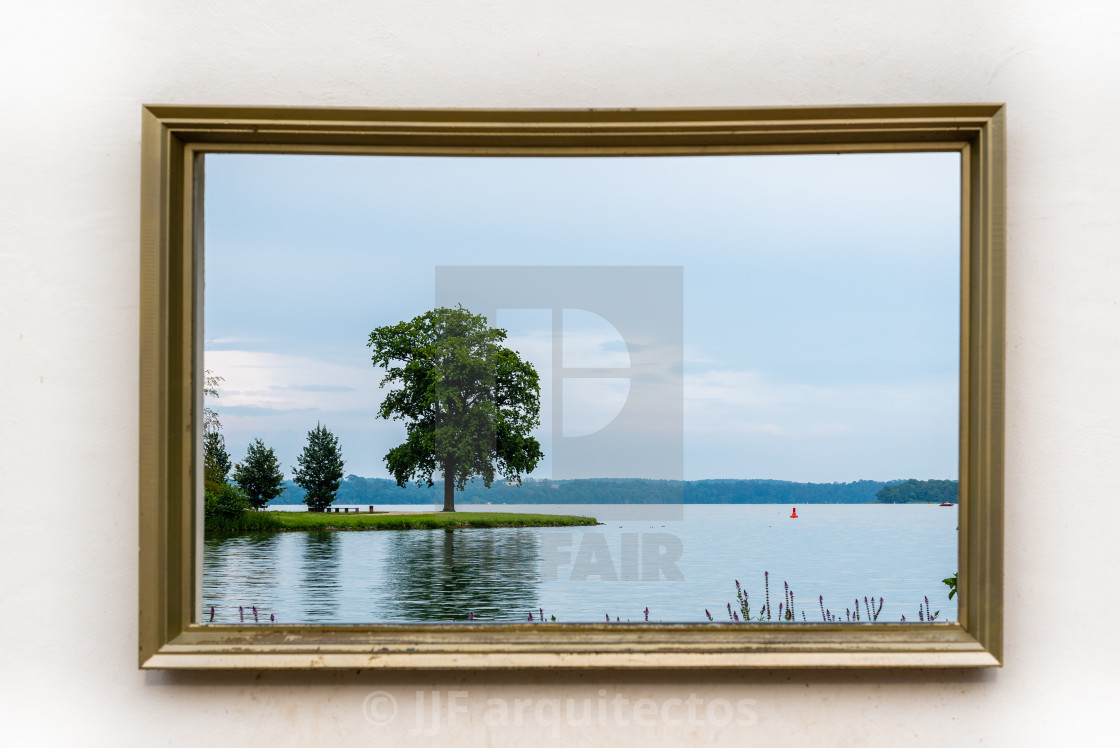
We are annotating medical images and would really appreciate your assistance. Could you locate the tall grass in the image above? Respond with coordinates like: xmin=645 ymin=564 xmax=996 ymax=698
xmin=709 ymin=573 xmax=942 ymax=623
xmin=204 ymin=510 xmax=282 ymax=534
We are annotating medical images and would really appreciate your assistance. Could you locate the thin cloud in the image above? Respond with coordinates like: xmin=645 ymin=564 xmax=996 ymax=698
xmin=220 ymin=405 xmax=316 ymax=417
xmin=278 ymin=384 xmax=358 ymax=393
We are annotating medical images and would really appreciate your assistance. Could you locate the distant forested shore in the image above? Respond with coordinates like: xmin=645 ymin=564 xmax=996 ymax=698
xmin=272 ymin=476 xmax=958 ymax=506
xmin=872 ymin=478 xmax=959 ymax=504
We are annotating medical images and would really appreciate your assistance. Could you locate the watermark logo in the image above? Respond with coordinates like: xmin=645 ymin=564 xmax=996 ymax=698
xmin=541 ymin=531 xmax=684 ymax=582
xmin=362 ymin=691 xmax=399 ymax=726
xmin=435 ymin=266 xmax=683 ymax=514
xmin=362 ymin=689 xmax=758 ymax=733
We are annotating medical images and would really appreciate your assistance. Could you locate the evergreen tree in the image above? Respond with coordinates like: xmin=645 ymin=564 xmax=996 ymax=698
xmin=204 ymin=431 xmax=231 ymax=493
xmin=233 ymin=438 xmax=285 ymax=510
xmin=291 ymin=423 xmax=345 ymax=512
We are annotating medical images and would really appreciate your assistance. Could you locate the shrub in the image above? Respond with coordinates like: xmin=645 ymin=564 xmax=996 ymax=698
xmin=205 ymin=482 xmax=250 ymax=519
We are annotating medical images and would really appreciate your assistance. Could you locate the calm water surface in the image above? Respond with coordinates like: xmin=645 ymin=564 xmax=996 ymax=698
xmin=202 ymin=504 xmax=957 ymax=624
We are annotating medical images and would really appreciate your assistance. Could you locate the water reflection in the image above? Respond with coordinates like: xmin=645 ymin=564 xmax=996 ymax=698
xmin=299 ymin=531 xmax=342 ymax=619
xmin=202 ymin=532 xmax=285 ymax=621
xmin=375 ymin=529 xmax=541 ymax=621
xmin=202 ymin=506 xmax=958 ymax=624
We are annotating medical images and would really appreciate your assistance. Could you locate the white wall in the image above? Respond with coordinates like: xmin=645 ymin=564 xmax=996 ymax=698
xmin=3 ymin=2 xmax=1118 ymax=744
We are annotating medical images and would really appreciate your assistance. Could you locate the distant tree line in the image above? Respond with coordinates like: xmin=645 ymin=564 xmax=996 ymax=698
xmin=874 ymin=479 xmax=958 ymax=504
xmin=272 ymin=476 xmax=915 ymax=506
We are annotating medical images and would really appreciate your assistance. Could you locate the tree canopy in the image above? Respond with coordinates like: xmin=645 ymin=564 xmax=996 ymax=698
xmin=875 ymin=478 xmax=958 ymax=504
xmin=233 ymin=438 xmax=286 ymax=510
xmin=367 ymin=305 xmax=543 ymax=512
xmin=291 ymin=423 xmax=345 ymax=512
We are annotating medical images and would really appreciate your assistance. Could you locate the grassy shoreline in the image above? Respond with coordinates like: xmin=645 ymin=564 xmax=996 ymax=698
xmin=206 ymin=510 xmax=599 ymax=534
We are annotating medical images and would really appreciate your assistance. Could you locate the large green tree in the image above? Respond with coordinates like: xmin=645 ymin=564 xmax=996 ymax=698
xmin=291 ymin=423 xmax=345 ymax=512
xmin=233 ymin=438 xmax=286 ymax=510
xmin=367 ymin=305 xmax=543 ymax=512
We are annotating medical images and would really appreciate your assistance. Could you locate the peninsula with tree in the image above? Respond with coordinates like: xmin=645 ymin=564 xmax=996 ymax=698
xmin=203 ymin=309 xmax=595 ymax=534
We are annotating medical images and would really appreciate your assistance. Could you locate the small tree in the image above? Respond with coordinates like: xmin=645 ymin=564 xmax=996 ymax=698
xmin=204 ymin=369 xmax=224 ymax=433
xmin=367 ymin=305 xmax=543 ymax=512
xmin=204 ymin=431 xmax=232 ymax=493
xmin=233 ymin=438 xmax=285 ymax=510
xmin=291 ymin=423 xmax=345 ymax=512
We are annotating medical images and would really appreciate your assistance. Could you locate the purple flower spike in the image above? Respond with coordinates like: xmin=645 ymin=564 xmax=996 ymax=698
xmin=528 ymin=612 xmax=534 ymax=621
xmin=733 ymin=611 xmax=740 ymax=621
xmin=209 ymin=606 xmax=215 ymax=622
xmin=644 ymin=607 xmax=649 ymax=622
xmin=270 ymin=614 xmax=275 ymax=623
xmin=705 ymin=609 xmax=713 ymax=621
xmin=469 ymin=613 xmax=474 ymax=620
xmin=606 ymin=613 xmax=610 ymax=622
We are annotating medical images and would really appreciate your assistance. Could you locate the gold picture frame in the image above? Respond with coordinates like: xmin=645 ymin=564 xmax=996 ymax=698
xmin=139 ymin=104 xmax=1004 ymax=669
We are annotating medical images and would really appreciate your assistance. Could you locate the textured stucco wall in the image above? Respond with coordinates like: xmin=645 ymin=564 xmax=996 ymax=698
xmin=2 ymin=2 xmax=1119 ymax=744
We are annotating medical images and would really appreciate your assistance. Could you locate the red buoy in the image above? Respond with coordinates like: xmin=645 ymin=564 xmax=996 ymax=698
xmin=790 ymin=507 xmax=798 ymax=518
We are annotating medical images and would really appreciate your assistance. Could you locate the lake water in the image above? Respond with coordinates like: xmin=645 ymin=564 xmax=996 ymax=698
xmin=202 ymin=504 xmax=958 ymax=624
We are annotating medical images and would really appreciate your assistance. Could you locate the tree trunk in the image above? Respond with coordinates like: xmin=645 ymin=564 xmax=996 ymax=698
xmin=442 ymin=461 xmax=455 ymax=512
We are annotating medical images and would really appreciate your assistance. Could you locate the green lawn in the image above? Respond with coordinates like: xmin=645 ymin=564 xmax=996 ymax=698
xmin=211 ymin=510 xmax=599 ymax=533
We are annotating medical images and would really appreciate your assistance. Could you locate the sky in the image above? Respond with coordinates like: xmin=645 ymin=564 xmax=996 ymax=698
xmin=203 ymin=150 xmax=960 ymax=483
